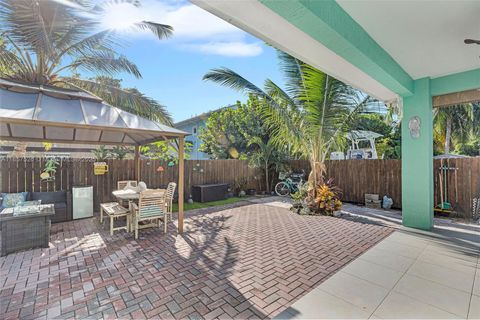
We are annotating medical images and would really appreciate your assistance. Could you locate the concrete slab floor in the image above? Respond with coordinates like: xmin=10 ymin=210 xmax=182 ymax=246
xmin=275 ymin=228 xmax=480 ymax=319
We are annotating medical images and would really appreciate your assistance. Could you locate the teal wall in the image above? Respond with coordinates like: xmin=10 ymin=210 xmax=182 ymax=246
xmin=431 ymin=68 xmax=480 ymax=96
xmin=401 ymin=79 xmax=433 ymax=230
xmin=260 ymin=0 xmax=413 ymax=96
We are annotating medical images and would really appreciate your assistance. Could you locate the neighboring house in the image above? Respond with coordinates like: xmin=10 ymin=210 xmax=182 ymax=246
xmin=175 ymin=105 xmax=237 ymax=160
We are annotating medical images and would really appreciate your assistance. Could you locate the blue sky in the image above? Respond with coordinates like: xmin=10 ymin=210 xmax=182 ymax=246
xmin=96 ymin=0 xmax=284 ymax=123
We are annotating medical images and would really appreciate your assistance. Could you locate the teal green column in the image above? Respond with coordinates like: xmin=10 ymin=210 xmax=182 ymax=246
xmin=401 ymin=78 xmax=433 ymax=230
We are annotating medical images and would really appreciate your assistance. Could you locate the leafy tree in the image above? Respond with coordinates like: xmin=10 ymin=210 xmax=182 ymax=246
xmin=140 ymin=141 xmax=192 ymax=162
xmin=204 ymin=51 xmax=371 ymax=192
xmin=376 ymin=126 xmax=401 ymax=159
xmin=349 ymin=114 xmax=392 ymax=136
xmin=198 ymin=96 xmax=269 ymax=159
xmin=0 ymin=0 xmax=173 ymax=123
xmin=247 ymin=137 xmax=288 ymax=192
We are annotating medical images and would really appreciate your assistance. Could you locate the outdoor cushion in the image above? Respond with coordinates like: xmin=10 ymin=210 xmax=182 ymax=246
xmin=0 ymin=192 xmax=28 ymax=208
xmin=30 ymin=191 xmax=66 ymax=204
xmin=139 ymin=204 xmax=165 ymax=218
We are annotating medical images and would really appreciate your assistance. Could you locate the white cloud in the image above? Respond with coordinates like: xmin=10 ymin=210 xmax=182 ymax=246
xmin=162 ymin=4 xmax=244 ymax=41
xmin=182 ymin=41 xmax=263 ymax=57
xmin=100 ymin=1 xmax=261 ymax=57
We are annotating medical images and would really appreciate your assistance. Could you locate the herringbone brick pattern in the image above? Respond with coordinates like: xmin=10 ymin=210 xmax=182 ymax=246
xmin=0 ymin=203 xmax=393 ymax=319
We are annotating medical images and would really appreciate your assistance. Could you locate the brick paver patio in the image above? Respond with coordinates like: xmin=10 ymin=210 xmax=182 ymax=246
xmin=1 ymin=203 xmax=393 ymax=319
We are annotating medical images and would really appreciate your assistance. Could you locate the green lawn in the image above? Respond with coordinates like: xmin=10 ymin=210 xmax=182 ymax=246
xmin=172 ymin=197 xmax=248 ymax=212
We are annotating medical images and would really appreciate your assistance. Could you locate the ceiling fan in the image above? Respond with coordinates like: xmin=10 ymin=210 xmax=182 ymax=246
xmin=464 ymin=39 xmax=480 ymax=45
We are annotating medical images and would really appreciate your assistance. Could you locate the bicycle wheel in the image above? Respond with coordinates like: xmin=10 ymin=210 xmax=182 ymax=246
xmin=275 ymin=182 xmax=291 ymax=196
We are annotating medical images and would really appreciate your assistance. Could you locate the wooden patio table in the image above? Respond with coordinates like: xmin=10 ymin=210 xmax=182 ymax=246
xmin=112 ymin=189 xmax=140 ymax=201
xmin=112 ymin=188 xmax=167 ymax=201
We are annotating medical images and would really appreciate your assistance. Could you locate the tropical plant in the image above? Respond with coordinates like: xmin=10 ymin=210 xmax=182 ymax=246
xmin=198 ymin=96 xmax=269 ymax=159
xmin=92 ymin=145 xmax=110 ymax=161
xmin=0 ymin=0 xmax=173 ymax=123
xmin=140 ymin=141 xmax=192 ymax=162
xmin=247 ymin=137 xmax=288 ymax=192
xmin=41 ymin=158 xmax=59 ymax=181
xmin=290 ymin=182 xmax=308 ymax=209
xmin=312 ymin=179 xmax=342 ymax=216
xmin=110 ymin=146 xmax=129 ymax=159
xmin=203 ymin=51 xmax=371 ymax=193
xmin=433 ymin=104 xmax=475 ymax=155
xmin=376 ymin=125 xmax=401 ymax=159
xmin=234 ymin=177 xmax=248 ymax=196
xmin=348 ymin=113 xmax=392 ymax=137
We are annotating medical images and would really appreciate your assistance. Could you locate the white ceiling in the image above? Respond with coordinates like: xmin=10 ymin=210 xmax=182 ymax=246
xmin=192 ymin=0 xmax=397 ymax=102
xmin=337 ymin=0 xmax=480 ymax=79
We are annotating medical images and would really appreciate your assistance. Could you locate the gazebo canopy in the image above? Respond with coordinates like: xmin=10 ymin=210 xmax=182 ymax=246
xmin=346 ymin=130 xmax=383 ymax=142
xmin=0 ymin=78 xmax=188 ymax=146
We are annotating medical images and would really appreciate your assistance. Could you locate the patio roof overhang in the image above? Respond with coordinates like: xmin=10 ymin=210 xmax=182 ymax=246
xmin=192 ymin=0 xmax=480 ymax=103
xmin=0 ymin=78 xmax=188 ymax=146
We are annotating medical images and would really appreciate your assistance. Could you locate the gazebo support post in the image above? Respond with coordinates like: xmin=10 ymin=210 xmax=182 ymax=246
xmin=178 ymin=137 xmax=185 ymax=233
xmin=134 ymin=145 xmax=141 ymax=181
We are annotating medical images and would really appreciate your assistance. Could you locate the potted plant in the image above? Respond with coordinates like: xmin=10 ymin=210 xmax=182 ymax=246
xmin=290 ymin=179 xmax=342 ymax=216
xmin=92 ymin=145 xmax=110 ymax=161
xmin=40 ymin=158 xmax=59 ymax=181
xmin=312 ymin=179 xmax=342 ymax=216
xmin=290 ymin=183 xmax=308 ymax=214
xmin=235 ymin=178 xmax=248 ymax=197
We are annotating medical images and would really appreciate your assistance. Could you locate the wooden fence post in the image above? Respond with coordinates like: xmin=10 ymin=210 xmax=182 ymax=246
xmin=178 ymin=137 xmax=185 ymax=233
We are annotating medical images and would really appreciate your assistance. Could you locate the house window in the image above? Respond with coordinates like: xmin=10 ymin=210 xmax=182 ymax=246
xmin=193 ymin=127 xmax=197 ymax=134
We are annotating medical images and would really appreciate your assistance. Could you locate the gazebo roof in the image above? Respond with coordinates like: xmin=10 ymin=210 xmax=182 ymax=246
xmin=0 ymin=78 xmax=188 ymax=146
xmin=346 ymin=130 xmax=383 ymax=141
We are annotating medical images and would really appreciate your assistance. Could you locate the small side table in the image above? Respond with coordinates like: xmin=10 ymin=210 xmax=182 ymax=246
xmin=0 ymin=204 xmax=55 ymax=256
xmin=100 ymin=202 xmax=131 ymax=235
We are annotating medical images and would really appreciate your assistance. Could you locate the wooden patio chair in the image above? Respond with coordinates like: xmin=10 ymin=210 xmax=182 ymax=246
xmin=164 ymin=182 xmax=176 ymax=222
xmin=130 ymin=189 xmax=167 ymax=239
xmin=117 ymin=180 xmax=138 ymax=190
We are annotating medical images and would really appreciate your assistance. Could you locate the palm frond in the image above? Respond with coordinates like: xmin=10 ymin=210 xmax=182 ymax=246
xmin=0 ymin=41 xmax=34 ymax=79
xmin=276 ymin=50 xmax=307 ymax=102
xmin=62 ymin=77 xmax=172 ymax=124
xmin=134 ymin=21 xmax=173 ymax=40
xmin=62 ymin=53 xmax=141 ymax=78
xmin=0 ymin=0 xmax=75 ymax=55
xmin=264 ymin=79 xmax=296 ymax=107
xmin=203 ymin=67 xmax=268 ymax=98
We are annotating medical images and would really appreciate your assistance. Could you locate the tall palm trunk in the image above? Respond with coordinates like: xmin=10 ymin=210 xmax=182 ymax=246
xmin=444 ymin=116 xmax=452 ymax=154
xmin=308 ymin=161 xmax=326 ymax=188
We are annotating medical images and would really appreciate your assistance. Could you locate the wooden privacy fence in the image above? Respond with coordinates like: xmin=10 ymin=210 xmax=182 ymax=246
xmin=0 ymin=158 xmax=264 ymax=211
xmin=289 ymin=158 xmax=480 ymax=218
xmin=1 ymin=158 xmax=479 ymax=218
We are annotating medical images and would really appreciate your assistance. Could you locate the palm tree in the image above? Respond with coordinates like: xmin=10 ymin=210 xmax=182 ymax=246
xmin=433 ymin=104 xmax=474 ymax=155
xmin=203 ymin=51 xmax=371 ymax=190
xmin=0 ymin=0 xmax=173 ymax=123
